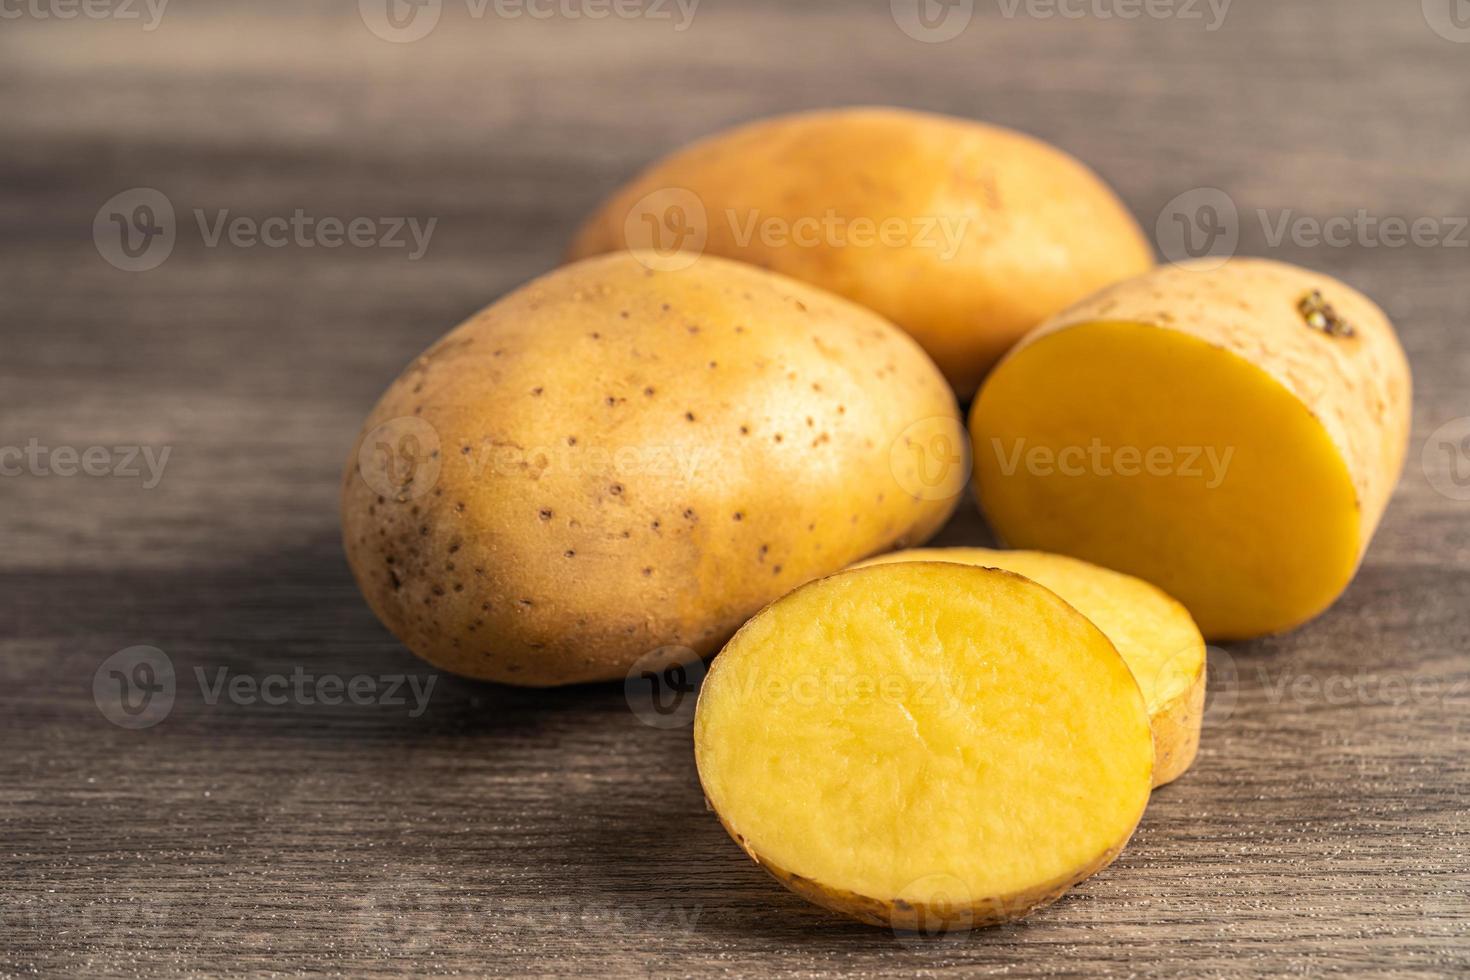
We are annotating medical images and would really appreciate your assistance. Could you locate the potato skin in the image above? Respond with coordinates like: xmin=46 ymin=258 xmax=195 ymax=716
xmin=1151 ymin=666 xmax=1206 ymax=788
xmin=970 ymin=258 xmax=1412 ymax=640
xmin=568 ymin=106 xmax=1154 ymax=395
xmin=1000 ymin=258 xmax=1411 ymax=546
xmin=717 ymin=810 xmax=1130 ymax=931
xmin=341 ymin=252 xmax=961 ymax=685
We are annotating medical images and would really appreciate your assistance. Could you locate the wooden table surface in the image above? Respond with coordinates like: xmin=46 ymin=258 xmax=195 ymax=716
xmin=2 ymin=1 xmax=1467 ymax=976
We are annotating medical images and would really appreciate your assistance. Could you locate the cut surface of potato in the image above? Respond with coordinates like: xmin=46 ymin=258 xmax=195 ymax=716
xmin=694 ymin=562 xmax=1154 ymax=930
xmin=857 ymin=547 xmax=1205 ymax=786
xmin=971 ymin=259 xmax=1411 ymax=640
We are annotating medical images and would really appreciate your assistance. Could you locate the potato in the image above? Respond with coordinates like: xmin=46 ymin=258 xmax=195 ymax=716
xmin=856 ymin=547 xmax=1205 ymax=786
xmin=341 ymin=251 xmax=962 ymax=685
xmin=971 ymin=258 xmax=1412 ymax=640
xmin=567 ymin=107 xmax=1154 ymax=395
xmin=695 ymin=562 xmax=1154 ymax=930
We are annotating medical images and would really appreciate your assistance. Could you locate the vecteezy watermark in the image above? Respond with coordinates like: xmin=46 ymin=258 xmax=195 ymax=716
xmin=358 ymin=0 xmax=699 ymax=43
xmin=348 ymin=886 xmax=704 ymax=949
xmin=356 ymin=416 xmax=724 ymax=502
xmin=196 ymin=666 xmax=436 ymax=717
xmin=727 ymin=669 xmax=968 ymax=716
xmin=357 ymin=416 xmax=444 ymax=502
xmin=625 ymin=645 xmax=705 ymax=728
xmin=890 ymin=416 xmax=972 ymax=503
xmin=0 ymin=0 xmax=169 ymax=30
xmin=986 ymin=437 xmax=1235 ymax=489
xmin=0 ymin=439 xmax=171 ymax=488
xmin=1422 ymin=417 xmax=1470 ymax=501
xmin=93 ymin=647 xmax=439 ymax=727
xmin=93 ymin=646 xmax=176 ymax=729
xmin=1253 ymin=664 xmax=1468 ymax=710
xmin=891 ymin=0 xmax=1230 ymax=43
xmin=621 ymin=188 xmax=972 ymax=270
xmin=890 ymin=872 xmax=976 ymax=944
xmin=1422 ymin=0 xmax=1470 ymax=43
xmin=1155 ymin=187 xmax=1239 ymax=269
xmin=1157 ymin=187 xmax=1470 ymax=266
xmin=93 ymin=188 xmax=438 ymax=272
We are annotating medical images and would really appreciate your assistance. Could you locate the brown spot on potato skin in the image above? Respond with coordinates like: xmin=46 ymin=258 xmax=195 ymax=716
xmin=341 ymin=252 xmax=959 ymax=686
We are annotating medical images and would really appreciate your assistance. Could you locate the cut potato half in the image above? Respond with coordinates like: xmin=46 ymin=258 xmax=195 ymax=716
xmin=694 ymin=562 xmax=1154 ymax=930
xmin=971 ymin=259 xmax=1411 ymax=640
xmin=857 ymin=547 xmax=1205 ymax=786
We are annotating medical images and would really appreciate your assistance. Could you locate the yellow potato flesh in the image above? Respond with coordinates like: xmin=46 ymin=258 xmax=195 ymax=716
xmin=972 ymin=321 xmax=1361 ymax=640
xmin=694 ymin=562 xmax=1153 ymax=929
xmin=857 ymin=547 xmax=1205 ymax=786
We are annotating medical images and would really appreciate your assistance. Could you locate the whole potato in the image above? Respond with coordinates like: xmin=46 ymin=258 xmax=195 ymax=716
xmin=342 ymin=252 xmax=963 ymax=685
xmin=568 ymin=107 xmax=1154 ymax=395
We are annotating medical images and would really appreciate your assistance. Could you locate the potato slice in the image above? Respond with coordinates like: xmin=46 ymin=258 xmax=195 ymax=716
xmin=856 ymin=547 xmax=1205 ymax=786
xmin=694 ymin=562 xmax=1154 ymax=930
xmin=971 ymin=258 xmax=1411 ymax=640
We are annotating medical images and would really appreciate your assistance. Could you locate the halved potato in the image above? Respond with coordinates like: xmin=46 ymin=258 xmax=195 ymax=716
xmin=857 ymin=547 xmax=1205 ymax=786
xmin=971 ymin=258 xmax=1411 ymax=640
xmin=694 ymin=562 xmax=1154 ymax=930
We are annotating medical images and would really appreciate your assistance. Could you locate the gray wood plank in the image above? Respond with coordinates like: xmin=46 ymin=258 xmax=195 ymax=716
xmin=1 ymin=1 xmax=1467 ymax=976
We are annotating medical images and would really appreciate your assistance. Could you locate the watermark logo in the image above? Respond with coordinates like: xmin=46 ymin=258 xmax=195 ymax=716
xmin=1257 ymin=210 xmax=1469 ymax=250
xmin=892 ymin=0 xmax=1230 ymax=42
xmin=891 ymin=416 xmax=972 ymax=502
xmin=891 ymin=872 xmax=975 ymax=945
xmin=620 ymin=190 xmax=971 ymax=271
xmin=94 ymin=646 xmax=176 ymax=729
xmin=727 ymin=210 xmax=968 ymax=260
xmin=1423 ymin=0 xmax=1470 ymax=42
xmin=1423 ymin=417 xmax=1470 ymax=501
xmin=95 ymin=646 xmax=439 ymax=726
xmin=624 ymin=188 xmax=708 ymax=271
xmin=94 ymin=187 xmax=175 ymax=272
xmin=94 ymin=188 xmax=438 ymax=271
xmin=625 ymin=645 xmax=705 ymax=728
xmin=1156 ymin=187 xmax=1238 ymax=268
xmin=357 ymin=416 xmax=443 ymax=501
xmin=360 ymin=0 xmax=699 ymax=42
xmin=1 ymin=439 xmax=172 ymax=488
xmin=359 ymin=0 xmax=443 ymax=42
xmin=728 ymin=669 xmax=968 ymax=720
xmin=353 ymin=419 xmax=726 ymax=502
xmin=891 ymin=0 xmax=974 ymax=43
xmin=1200 ymin=645 xmax=1238 ymax=727
xmin=987 ymin=437 xmax=1235 ymax=488
xmin=997 ymin=0 xmax=1230 ymax=30
xmin=1255 ymin=664 xmax=1466 ymax=709
xmin=196 ymin=666 xmax=436 ymax=716
xmin=0 ymin=0 xmax=169 ymax=30
xmin=1158 ymin=187 xmax=1469 ymax=264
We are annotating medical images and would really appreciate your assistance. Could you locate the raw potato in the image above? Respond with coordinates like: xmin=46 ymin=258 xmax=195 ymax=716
xmin=971 ymin=258 xmax=1412 ymax=640
xmin=342 ymin=251 xmax=962 ymax=685
xmin=856 ymin=547 xmax=1205 ymax=787
xmin=568 ymin=107 xmax=1154 ymax=395
xmin=695 ymin=562 xmax=1154 ymax=930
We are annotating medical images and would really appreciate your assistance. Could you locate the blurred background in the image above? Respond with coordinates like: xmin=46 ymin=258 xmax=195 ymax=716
xmin=2 ymin=1 xmax=1466 ymax=976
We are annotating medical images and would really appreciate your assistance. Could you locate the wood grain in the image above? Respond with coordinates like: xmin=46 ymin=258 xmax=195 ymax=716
xmin=1 ymin=1 xmax=1467 ymax=976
